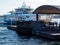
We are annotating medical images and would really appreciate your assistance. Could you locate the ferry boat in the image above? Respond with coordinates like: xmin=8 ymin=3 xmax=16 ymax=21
xmin=4 ymin=2 xmax=33 ymax=25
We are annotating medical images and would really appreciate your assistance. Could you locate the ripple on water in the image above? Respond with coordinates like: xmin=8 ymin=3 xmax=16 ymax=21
xmin=0 ymin=27 xmax=60 ymax=45
xmin=0 ymin=27 xmax=20 ymax=45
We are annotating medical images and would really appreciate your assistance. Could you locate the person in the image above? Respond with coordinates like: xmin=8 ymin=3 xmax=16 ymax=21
xmin=55 ymin=22 xmax=57 ymax=26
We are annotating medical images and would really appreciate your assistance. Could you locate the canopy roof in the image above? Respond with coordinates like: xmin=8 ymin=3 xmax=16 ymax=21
xmin=33 ymin=5 xmax=60 ymax=14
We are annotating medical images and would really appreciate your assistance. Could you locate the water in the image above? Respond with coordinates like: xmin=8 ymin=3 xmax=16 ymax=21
xmin=0 ymin=18 xmax=60 ymax=45
xmin=0 ymin=27 xmax=60 ymax=45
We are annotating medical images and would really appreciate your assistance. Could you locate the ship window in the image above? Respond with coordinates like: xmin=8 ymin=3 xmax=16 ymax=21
xmin=26 ymin=16 xmax=29 ymax=18
xmin=15 ymin=13 xmax=18 ymax=14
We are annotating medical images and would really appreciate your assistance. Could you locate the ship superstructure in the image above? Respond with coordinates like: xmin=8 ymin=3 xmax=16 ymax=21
xmin=4 ymin=3 xmax=35 ymax=25
xmin=9 ymin=2 xmax=33 ymax=15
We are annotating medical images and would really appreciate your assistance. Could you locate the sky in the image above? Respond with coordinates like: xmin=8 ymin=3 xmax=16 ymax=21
xmin=0 ymin=0 xmax=60 ymax=15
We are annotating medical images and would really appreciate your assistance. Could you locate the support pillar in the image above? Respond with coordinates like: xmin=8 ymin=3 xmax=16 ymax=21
xmin=36 ymin=14 xmax=38 ymax=21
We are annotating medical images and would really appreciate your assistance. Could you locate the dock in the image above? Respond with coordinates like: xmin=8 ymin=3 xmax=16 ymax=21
xmin=32 ymin=27 xmax=60 ymax=40
xmin=7 ymin=21 xmax=60 ymax=40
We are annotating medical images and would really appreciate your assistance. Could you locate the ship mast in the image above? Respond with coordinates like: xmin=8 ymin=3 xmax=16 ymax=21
xmin=21 ymin=2 xmax=27 ymax=8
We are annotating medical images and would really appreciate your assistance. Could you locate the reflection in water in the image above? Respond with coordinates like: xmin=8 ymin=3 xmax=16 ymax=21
xmin=0 ymin=27 xmax=60 ymax=45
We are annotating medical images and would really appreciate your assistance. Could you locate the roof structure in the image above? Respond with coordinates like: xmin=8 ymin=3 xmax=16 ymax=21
xmin=33 ymin=5 xmax=60 ymax=14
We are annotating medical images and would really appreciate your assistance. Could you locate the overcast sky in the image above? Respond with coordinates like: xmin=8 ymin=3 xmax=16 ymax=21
xmin=0 ymin=0 xmax=60 ymax=15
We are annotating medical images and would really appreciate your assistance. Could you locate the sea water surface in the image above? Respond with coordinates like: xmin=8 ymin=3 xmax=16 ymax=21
xmin=0 ymin=17 xmax=60 ymax=45
xmin=0 ymin=27 xmax=60 ymax=45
